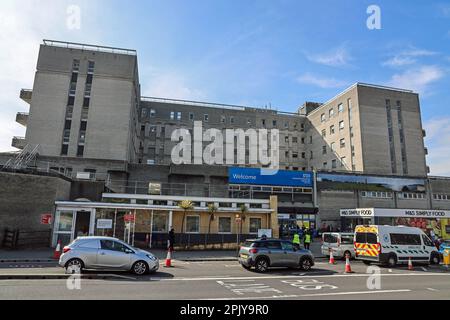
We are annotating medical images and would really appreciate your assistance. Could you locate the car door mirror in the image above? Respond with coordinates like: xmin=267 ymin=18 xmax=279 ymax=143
xmin=125 ymin=248 xmax=134 ymax=254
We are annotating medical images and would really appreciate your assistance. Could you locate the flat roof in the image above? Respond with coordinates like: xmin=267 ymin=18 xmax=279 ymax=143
xmin=43 ymin=39 xmax=137 ymax=56
xmin=141 ymin=96 xmax=304 ymax=117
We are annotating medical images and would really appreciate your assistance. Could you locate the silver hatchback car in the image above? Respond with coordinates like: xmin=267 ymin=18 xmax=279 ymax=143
xmin=59 ymin=236 xmax=159 ymax=275
xmin=239 ymin=239 xmax=315 ymax=273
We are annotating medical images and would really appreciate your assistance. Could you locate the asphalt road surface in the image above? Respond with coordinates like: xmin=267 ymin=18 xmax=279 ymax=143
xmin=0 ymin=260 xmax=449 ymax=300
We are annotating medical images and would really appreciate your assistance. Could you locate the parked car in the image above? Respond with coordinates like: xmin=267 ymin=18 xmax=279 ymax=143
xmin=59 ymin=236 xmax=159 ymax=275
xmin=238 ymin=238 xmax=315 ymax=273
xmin=321 ymin=232 xmax=355 ymax=259
xmin=354 ymin=225 xmax=440 ymax=267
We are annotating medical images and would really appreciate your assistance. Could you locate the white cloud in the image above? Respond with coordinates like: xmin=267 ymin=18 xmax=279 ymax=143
xmin=297 ymin=73 xmax=348 ymax=89
xmin=387 ymin=65 xmax=444 ymax=95
xmin=424 ymin=117 xmax=450 ymax=176
xmin=0 ymin=0 xmax=103 ymax=153
xmin=306 ymin=46 xmax=351 ymax=67
xmin=382 ymin=47 xmax=437 ymax=68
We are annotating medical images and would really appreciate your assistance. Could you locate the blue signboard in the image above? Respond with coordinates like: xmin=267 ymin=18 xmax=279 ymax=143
xmin=228 ymin=167 xmax=314 ymax=187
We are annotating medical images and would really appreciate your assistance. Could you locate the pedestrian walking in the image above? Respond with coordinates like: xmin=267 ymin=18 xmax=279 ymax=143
xmin=304 ymin=230 xmax=312 ymax=250
xmin=168 ymin=227 xmax=175 ymax=252
xmin=293 ymin=232 xmax=301 ymax=250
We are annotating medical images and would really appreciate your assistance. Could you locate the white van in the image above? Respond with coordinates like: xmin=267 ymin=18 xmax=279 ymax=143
xmin=321 ymin=232 xmax=355 ymax=259
xmin=354 ymin=225 xmax=440 ymax=267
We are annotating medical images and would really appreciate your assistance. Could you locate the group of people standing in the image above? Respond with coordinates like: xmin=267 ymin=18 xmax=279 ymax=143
xmin=292 ymin=227 xmax=313 ymax=250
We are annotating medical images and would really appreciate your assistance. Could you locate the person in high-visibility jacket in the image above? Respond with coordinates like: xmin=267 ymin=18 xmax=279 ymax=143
xmin=304 ymin=231 xmax=312 ymax=250
xmin=293 ymin=233 xmax=300 ymax=250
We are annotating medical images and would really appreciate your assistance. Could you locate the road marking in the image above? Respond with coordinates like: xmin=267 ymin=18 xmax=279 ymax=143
xmin=217 ymin=280 xmax=283 ymax=296
xmin=224 ymin=265 xmax=241 ymax=268
xmin=422 ymin=267 xmax=428 ymax=272
xmin=426 ymin=288 xmax=438 ymax=292
xmin=202 ymin=289 xmax=412 ymax=300
xmin=151 ymin=272 xmax=450 ymax=282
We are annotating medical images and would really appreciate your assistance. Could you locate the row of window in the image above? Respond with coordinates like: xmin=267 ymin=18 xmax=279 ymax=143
xmin=322 ymin=157 xmax=347 ymax=169
xmin=145 ymin=109 xmax=305 ymax=130
xmin=182 ymin=216 xmax=262 ymax=234
xmin=320 ymin=100 xmax=350 ymax=123
xmin=321 ymin=121 xmax=346 ymax=138
xmin=62 ymin=60 xmax=95 ymax=157
xmin=360 ymin=191 xmax=427 ymax=199
xmin=433 ymin=194 xmax=450 ymax=201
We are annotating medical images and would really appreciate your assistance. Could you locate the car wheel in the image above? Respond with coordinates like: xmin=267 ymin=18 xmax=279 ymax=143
xmin=132 ymin=261 xmax=149 ymax=275
xmin=387 ymin=254 xmax=397 ymax=268
xmin=255 ymin=258 xmax=269 ymax=273
xmin=65 ymin=258 xmax=84 ymax=274
xmin=299 ymin=257 xmax=313 ymax=271
xmin=430 ymin=253 xmax=440 ymax=265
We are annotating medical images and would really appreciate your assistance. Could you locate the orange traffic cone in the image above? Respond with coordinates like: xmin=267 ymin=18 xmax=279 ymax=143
xmin=329 ymin=249 xmax=336 ymax=264
xmin=164 ymin=249 xmax=172 ymax=268
xmin=344 ymin=255 xmax=353 ymax=273
xmin=53 ymin=240 xmax=61 ymax=259
xmin=408 ymin=257 xmax=413 ymax=271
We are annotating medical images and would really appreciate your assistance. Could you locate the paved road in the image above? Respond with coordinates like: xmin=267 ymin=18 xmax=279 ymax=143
xmin=0 ymin=260 xmax=449 ymax=300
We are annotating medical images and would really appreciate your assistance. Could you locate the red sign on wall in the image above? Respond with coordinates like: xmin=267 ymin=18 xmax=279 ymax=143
xmin=124 ymin=214 xmax=135 ymax=223
xmin=41 ymin=214 xmax=53 ymax=225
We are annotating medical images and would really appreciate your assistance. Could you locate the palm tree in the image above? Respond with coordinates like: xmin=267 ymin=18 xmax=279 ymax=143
xmin=178 ymin=200 xmax=194 ymax=233
xmin=207 ymin=203 xmax=218 ymax=234
xmin=238 ymin=204 xmax=248 ymax=235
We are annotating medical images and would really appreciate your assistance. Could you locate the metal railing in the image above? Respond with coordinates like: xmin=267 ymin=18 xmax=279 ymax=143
xmin=43 ymin=39 xmax=137 ymax=56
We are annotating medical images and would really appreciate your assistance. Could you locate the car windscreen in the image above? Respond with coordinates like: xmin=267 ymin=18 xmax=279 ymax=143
xmin=355 ymin=232 xmax=378 ymax=244
xmin=341 ymin=236 xmax=354 ymax=244
xmin=243 ymin=241 xmax=255 ymax=248
xmin=323 ymin=234 xmax=338 ymax=243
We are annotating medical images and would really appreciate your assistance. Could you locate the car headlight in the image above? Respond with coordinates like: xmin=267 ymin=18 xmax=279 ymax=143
xmin=146 ymin=254 xmax=157 ymax=261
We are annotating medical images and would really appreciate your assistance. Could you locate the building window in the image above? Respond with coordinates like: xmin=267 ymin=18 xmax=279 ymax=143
xmin=285 ymin=136 xmax=289 ymax=143
xmin=77 ymin=145 xmax=84 ymax=157
xmin=141 ymin=108 xmax=147 ymax=118
xmin=361 ymin=191 xmax=393 ymax=199
xmin=301 ymin=137 xmax=305 ymax=144
xmin=170 ymin=112 xmax=175 ymax=120
xmin=63 ymin=130 xmax=71 ymax=143
xmin=204 ymin=114 xmax=209 ymax=122
xmin=321 ymin=129 xmax=326 ymax=137
xmin=61 ymin=144 xmax=68 ymax=156
xmin=332 ymin=159 xmax=337 ymax=169
xmin=321 ymin=113 xmax=326 ymax=122
xmin=323 ymin=162 xmax=328 ymax=169
xmin=150 ymin=109 xmax=156 ymax=117
xmin=218 ymin=217 xmax=231 ymax=233
xmin=87 ymin=61 xmax=95 ymax=74
xmin=339 ymin=121 xmax=345 ymax=130
xmin=83 ymin=97 xmax=90 ymax=108
xmin=340 ymin=138 xmax=346 ymax=148
xmin=292 ymin=137 xmax=298 ymax=143
xmin=67 ymin=96 xmax=75 ymax=107
xmin=79 ymin=131 xmax=86 ymax=144
xmin=272 ymin=120 xmax=277 ymax=127
xmin=186 ymin=216 xmax=200 ymax=233
xmin=331 ymin=142 xmax=335 ymax=152
xmin=230 ymin=116 xmax=234 ymax=124
xmin=284 ymin=122 xmax=289 ymax=128
xmin=177 ymin=112 xmax=182 ymax=121
xmin=341 ymin=157 xmax=346 ymax=167
xmin=285 ymin=151 xmax=289 ymax=159
xmin=292 ymin=152 xmax=298 ymax=159
xmin=322 ymin=145 xmax=327 ymax=154
xmin=301 ymin=152 xmax=306 ymax=159
xmin=69 ymin=82 xmax=77 ymax=96
xmin=249 ymin=218 xmax=262 ymax=234
xmin=310 ymin=151 xmax=313 ymax=160
xmin=300 ymin=123 xmax=305 ymax=132
xmin=329 ymin=108 xmax=335 ymax=118
xmin=152 ymin=212 xmax=168 ymax=233
xmin=72 ymin=59 xmax=80 ymax=72
xmin=338 ymin=103 xmax=344 ymax=113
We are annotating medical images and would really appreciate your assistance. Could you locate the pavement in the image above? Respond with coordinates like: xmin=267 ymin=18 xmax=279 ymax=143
xmin=0 ymin=259 xmax=449 ymax=300
xmin=0 ymin=242 xmax=325 ymax=263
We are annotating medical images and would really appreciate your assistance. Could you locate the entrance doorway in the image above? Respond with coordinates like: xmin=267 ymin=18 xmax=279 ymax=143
xmin=75 ymin=211 xmax=91 ymax=238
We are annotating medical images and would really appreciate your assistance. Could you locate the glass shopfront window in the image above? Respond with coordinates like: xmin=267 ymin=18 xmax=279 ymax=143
xmin=186 ymin=216 xmax=200 ymax=233
xmin=249 ymin=218 xmax=262 ymax=234
xmin=152 ymin=212 xmax=168 ymax=233
xmin=218 ymin=217 xmax=231 ymax=233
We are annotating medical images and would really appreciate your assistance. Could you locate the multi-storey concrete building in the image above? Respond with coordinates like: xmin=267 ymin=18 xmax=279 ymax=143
xmin=2 ymin=40 xmax=448 ymax=248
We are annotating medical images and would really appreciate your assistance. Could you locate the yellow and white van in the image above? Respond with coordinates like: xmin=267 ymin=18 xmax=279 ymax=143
xmin=354 ymin=225 xmax=440 ymax=267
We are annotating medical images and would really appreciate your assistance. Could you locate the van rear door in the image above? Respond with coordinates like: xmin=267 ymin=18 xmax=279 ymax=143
xmin=355 ymin=227 xmax=380 ymax=258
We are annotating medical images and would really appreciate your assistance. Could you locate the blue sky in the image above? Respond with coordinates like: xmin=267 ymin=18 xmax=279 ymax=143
xmin=1 ymin=0 xmax=450 ymax=174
